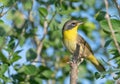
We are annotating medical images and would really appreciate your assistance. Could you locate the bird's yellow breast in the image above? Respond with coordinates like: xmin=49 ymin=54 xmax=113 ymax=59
xmin=63 ymin=26 xmax=78 ymax=53
xmin=63 ymin=26 xmax=78 ymax=40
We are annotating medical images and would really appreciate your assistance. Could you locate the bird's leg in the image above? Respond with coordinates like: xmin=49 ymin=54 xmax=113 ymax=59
xmin=69 ymin=43 xmax=85 ymax=71
xmin=72 ymin=44 xmax=80 ymax=63
xmin=77 ymin=57 xmax=84 ymax=65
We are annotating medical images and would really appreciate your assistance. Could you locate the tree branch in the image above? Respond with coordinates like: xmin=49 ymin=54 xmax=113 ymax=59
xmin=70 ymin=44 xmax=84 ymax=84
xmin=32 ymin=11 xmax=57 ymax=64
xmin=33 ymin=20 xmax=48 ymax=64
xmin=104 ymin=0 xmax=120 ymax=54
xmin=70 ymin=62 xmax=78 ymax=84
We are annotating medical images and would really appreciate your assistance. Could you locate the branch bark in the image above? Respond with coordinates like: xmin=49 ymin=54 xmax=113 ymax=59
xmin=70 ymin=44 xmax=84 ymax=84
xmin=104 ymin=0 xmax=120 ymax=54
xmin=32 ymin=10 xmax=57 ymax=64
xmin=33 ymin=20 xmax=48 ymax=64
xmin=70 ymin=62 xmax=78 ymax=84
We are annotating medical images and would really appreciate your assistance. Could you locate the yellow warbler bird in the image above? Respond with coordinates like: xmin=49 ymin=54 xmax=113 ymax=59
xmin=62 ymin=20 xmax=105 ymax=72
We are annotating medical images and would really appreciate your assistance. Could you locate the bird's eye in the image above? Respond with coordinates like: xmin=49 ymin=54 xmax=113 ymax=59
xmin=71 ymin=23 xmax=76 ymax=27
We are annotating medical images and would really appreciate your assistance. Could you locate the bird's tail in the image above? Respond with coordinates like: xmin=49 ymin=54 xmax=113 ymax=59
xmin=87 ymin=55 xmax=105 ymax=72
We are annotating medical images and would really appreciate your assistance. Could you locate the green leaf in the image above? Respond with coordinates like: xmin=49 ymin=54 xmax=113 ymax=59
xmin=83 ymin=21 xmax=95 ymax=31
xmin=14 ymin=11 xmax=25 ymax=28
xmin=80 ymin=21 xmax=95 ymax=37
xmin=23 ymin=1 xmax=32 ymax=10
xmin=0 ymin=20 xmax=4 ymax=23
xmin=7 ymin=37 xmax=16 ymax=49
xmin=0 ymin=27 xmax=6 ymax=36
xmin=84 ymin=0 xmax=95 ymax=7
xmin=0 ymin=19 xmax=11 ymax=33
xmin=38 ymin=7 xmax=48 ymax=17
xmin=41 ymin=70 xmax=54 ymax=79
xmin=7 ymin=10 xmax=25 ymax=28
xmin=0 ymin=64 xmax=8 ymax=75
xmin=0 ymin=0 xmax=8 ymax=6
xmin=15 ymin=49 xmax=23 ymax=54
xmin=39 ymin=13 xmax=45 ymax=25
xmin=95 ymin=11 xmax=106 ymax=21
xmin=0 ymin=0 xmax=16 ymax=7
xmin=115 ymin=34 xmax=120 ymax=43
xmin=26 ymin=48 xmax=37 ymax=61
xmin=34 ymin=77 xmax=42 ymax=84
xmin=12 ymin=73 xmax=25 ymax=81
xmin=115 ymin=57 xmax=120 ymax=63
xmin=100 ymin=19 xmax=120 ymax=33
xmin=39 ymin=66 xmax=50 ymax=72
xmin=104 ymin=39 xmax=112 ymax=47
xmin=38 ymin=66 xmax=54 ymax=79
xmin=0 ymin=37 xmax=5 ymax=47
xmin=0 ymin=75 xmax=11 ymax=82
xmin=109 ymin=48 xmax=119 ymax=57
xmin=10 ymin=54 xmax=21 ymax=64
xmin=18 ymin=65 xmax=37 ymax=75
xmin=0 ymin=51 xmax=8 ymax=64
xmin=19 ymin=36 xmax=25 ymax=47
xmin=105 ymin=80 xmax=114 ymax=84
xmin=58 ymin=7 xmax=78 ymax=15
xmin=94 ymin=72 xmax=100 ymax=79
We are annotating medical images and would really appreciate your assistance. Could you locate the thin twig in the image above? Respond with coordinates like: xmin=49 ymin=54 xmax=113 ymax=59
xmin=113 ymin=0 xmax=120 ymax=17
xmin=0 ymin=1 xmax=17 ymax=17
xmin=104 ymin=0 xmax=120 ymax=54
xmin=40 ymin=11 xmax=57 ymax=41
xmin=33 ymin=20 xmax=48 ymax=64
xmin=32 ymin=10 xmax=57 ymax=64
xmin=0 ymin=28 xmax=13 ymax=50
xmin=116 ymin=79 xmax=120 ymax=84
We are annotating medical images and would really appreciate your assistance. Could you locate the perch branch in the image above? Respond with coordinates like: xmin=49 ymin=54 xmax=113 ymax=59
xmin=104 ymin=0 xmax=120 ymax=54
xmin=70 ymin=44 xmax=84 ymax=84
xmin=70 ymin=62 xmax=78 ymax=84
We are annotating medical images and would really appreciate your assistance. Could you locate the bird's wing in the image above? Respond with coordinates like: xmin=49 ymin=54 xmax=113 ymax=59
xmin=77 ymin=34 xmax=94 ymax=55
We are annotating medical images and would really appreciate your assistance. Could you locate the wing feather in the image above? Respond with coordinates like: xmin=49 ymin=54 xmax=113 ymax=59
xmin=76 ymin=35 xmax=94 ymax=57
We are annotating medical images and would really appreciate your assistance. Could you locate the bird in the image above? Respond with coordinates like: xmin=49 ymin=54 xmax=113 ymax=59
xmin=62 ymin=20 xmax=105 ymax=72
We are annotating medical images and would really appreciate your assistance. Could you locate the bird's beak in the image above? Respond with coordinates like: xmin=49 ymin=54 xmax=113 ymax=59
xmin=77 ymin=21 xmax=84 ymax=25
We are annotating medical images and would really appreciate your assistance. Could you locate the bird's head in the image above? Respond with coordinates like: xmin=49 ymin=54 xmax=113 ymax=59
xmin=62 ymin=20 xmax=83 ymax=31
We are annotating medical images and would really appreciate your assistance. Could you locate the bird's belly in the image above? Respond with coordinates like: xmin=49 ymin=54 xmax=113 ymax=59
xmin=64 ymin=39 xmax=76 ymax=54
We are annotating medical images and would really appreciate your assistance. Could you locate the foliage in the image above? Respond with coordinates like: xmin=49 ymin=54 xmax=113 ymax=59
xmin=0 ymin=0 xmax=120 ymax=84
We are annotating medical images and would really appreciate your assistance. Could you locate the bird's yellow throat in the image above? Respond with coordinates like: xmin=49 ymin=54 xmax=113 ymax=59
xmin=63 ymin=26 xmax=78 ymax=40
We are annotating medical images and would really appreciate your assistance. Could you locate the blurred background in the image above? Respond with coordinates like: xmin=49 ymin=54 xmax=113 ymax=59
xmin=0 ymin=0 xmax=120 ymax=84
